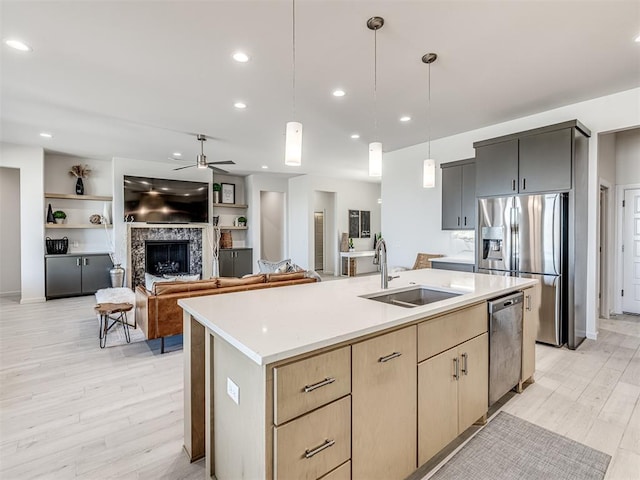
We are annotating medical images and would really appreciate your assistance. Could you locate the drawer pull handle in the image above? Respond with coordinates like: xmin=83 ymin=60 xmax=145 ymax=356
xmin=461 ymin=353 xmax=468 ymax=375
xmin=378 ymin=352 xmax=402 ymax=363
xmin=304 ymin=439 xmax=335 ymax=459
xmin=303 ymin=377 xmax=335 ymax=393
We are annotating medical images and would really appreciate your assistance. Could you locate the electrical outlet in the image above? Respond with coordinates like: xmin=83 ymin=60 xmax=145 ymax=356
xmin=227 ymin=377 xmax=239 ymax=405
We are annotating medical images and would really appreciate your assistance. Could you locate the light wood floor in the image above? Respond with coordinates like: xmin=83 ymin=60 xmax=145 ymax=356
xmin=1 ymin=296 xmax=638 ymax=479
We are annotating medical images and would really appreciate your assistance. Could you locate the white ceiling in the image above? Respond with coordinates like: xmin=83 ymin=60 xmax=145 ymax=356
xmin=1 ymin=1 xmax=639 ymax=181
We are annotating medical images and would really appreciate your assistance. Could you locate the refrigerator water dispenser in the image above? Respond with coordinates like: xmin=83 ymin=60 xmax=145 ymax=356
xmin=481 ymin=226 xmax=504 ymax=261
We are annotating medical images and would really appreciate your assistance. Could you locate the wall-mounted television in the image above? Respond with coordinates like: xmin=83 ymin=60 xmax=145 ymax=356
xmin=123 ymin=175 xmax=209 ymax=223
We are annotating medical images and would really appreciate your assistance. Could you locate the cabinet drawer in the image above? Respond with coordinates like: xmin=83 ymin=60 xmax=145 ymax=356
xmin=274 ymin=346 xmax=351 ymax=425
xmin=274 ymin=396 xmax=351 ymax=480
xmin=319 ymin=461 xmax=350 ymax=480
xmin=418 ymin=303 xmax=487 ymax=362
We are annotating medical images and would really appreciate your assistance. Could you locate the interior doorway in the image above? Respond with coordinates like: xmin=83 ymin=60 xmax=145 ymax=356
xmin=622 ymin=188 xmax=640 ymax=314
xmin=597 ymin=185 xmax=609 ymax=319
xmin=0 ymin=167 xmax=21 ymax=297
xmin=260 ymin=191 xmax=285 ymax=262
xmin=314 ymin=212 xmax=324 ymax=271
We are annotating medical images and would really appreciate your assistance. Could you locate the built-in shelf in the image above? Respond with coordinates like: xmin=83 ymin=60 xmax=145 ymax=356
xmin=45 ymin=224 xmax=112 ymax=229
xmin=218 ymin=225 xmax=248 ymax=230
xmin=212 ymin=203 xmax=248 ymax=209
xmin=45 ymin=193 xmax=113 ymax=201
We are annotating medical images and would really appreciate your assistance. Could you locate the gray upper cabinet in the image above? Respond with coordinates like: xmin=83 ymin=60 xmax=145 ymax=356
xmin=474 ymin=122 xmax=583 ymax=198
xmin=518 ymin=128 xmax=572 ymax=194
xmin=474 ymin=139 xmax=518 ymax=197
xmin=441 ymin=159 xmax=476 ymax=230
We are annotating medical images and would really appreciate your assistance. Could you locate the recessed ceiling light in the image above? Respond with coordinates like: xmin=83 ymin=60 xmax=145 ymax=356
xmin=400 ymin=116 xmax=411 ymax=122
xmin=172 ymin=152 xmax=182 ymax=157
xmin=234 ymin=102 xmax=247 ymax=109
xmin=261 ymin=165 xmax=269 ymax=169
xmin=5 ymin=39 xmax=32 ymax=52
xmin=39 ymin=132 xmax=53 ymax=138
xmin=233 ymin=52 xmax=249 ymax=63
xmin=351 ymin=134 xmax=360 ymax=139
xmin=333 ymin=89 xmax=346 ymax=97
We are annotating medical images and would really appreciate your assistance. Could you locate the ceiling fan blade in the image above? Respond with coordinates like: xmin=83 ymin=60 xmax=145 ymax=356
xmin=207 ymin=160 xmax=235 ymax=165
xmin=208 ymin=165 xmax=229 ymax=174
xmin=173 ymin=164 xmax=194 ymax=171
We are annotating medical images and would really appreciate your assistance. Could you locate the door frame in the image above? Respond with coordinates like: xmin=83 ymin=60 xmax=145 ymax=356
xmin=314 ymin=211 xmax=325 ymax=272
xmin=615 ymin=182 xmax=640 ymax=314
xmin=597 ymin=180 xmax=612 ymax=320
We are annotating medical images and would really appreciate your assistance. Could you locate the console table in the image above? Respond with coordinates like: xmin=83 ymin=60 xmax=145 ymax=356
xmin=339 ymin=250 xmax=375 ymax=276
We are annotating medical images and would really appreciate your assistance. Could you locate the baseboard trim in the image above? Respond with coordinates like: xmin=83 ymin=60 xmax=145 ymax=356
xmin=20 ymin=296 xmax=47 ymax=304
xmin=0 ymin=291 xmax=20 ymax=298
xmin=586 ymin=330 xmax=598 ymax=340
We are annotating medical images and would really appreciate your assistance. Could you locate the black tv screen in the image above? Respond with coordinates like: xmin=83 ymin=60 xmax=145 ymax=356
xmin=123 ymin=175 xmax=209 ymax=223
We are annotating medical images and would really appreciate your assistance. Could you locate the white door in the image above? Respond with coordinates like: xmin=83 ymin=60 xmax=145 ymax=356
xmin=622 ymin=188 xmax=640 ymax=314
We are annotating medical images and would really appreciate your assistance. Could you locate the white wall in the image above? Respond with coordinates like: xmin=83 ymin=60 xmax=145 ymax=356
xmin=383 ymin=87 xmax=640 ymax=340
xmin=289 ymin=175 xmax=381 ymax=271
xmin=246 ymin=173 xmax=290 ymax=270
xmin=0 ymin=143 xmax=45 ymax=303
xmin=313 ymin=191 xmax=336 ymax=274
xmin=615 ymin=128 xmax=640 ymax=185
xmin=260 ymin=191 xmax=285 ymax=263
xmin=0 ymin=167 xmax=21 ymax=296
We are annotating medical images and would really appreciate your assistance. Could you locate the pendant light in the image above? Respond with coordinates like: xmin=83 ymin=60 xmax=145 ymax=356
xmin=367 ymin=16 xmax=384 ymax=177
xmin=285 ymin=0 xmax=302 ymax=166
xmin=422 ymin=52 xmax=437 ymax=188
xmin=196 ymin=134 xmax=208 ymax=169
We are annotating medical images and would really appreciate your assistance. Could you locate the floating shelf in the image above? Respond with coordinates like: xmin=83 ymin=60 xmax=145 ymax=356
xmin=45 ymin=193 xmax=113 ymax=201
xmin=212 ymin=203 xmax=248 ymax=209
xmin=218 ymin=226 xmax=248 ymax=230
xmin=45 ymin=224 xmax=112 ymax=229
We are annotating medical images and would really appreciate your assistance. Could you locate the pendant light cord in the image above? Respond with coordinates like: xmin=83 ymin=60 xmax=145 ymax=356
xmin=373 ymin=27 xmax=378 ymax=134
xmin=292 ymin=0 xmax=296 ymax=120
xmin=428 ymin=60 xmax=431 ymax=159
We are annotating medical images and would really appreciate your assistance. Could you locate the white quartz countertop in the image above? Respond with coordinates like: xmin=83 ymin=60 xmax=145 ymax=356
xmin=179 ymin=269 xmax=536 ymax=366
xmin=430 ymin=253 xmax=475 ymax=265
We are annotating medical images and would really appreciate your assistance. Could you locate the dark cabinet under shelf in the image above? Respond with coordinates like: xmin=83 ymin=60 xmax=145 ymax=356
xmin=45 ymin=254 xmax=112 ymax=299
xmin=219 ymin=248 xmax=253 ymax=277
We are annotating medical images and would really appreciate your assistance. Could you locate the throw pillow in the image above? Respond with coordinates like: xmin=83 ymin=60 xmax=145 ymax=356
xmin=174 ymin=274 xmax=200 ymax=282
xmin=145 ymin=273 xmax=176 ymax=292
xmin=257 ymin=258 xmax=292 ymax=273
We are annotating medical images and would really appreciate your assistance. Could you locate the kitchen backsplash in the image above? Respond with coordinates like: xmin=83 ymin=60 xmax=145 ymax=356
xmin=451 ymin=230 xmax=475 ymax=255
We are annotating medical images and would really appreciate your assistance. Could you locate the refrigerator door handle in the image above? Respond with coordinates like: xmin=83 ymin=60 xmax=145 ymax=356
xmin=511 ymin=205 xmax=518 ymax=272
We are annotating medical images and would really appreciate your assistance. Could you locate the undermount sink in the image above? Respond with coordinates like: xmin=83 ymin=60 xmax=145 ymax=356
xmin=361 ymin=286 xmax=463 ymax=308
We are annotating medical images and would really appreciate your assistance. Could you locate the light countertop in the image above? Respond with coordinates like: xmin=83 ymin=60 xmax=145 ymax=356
xmin=431 ymin=253 xmax=475 ymax=265
xmin=179 ymin=269 xmax=536 ymax=366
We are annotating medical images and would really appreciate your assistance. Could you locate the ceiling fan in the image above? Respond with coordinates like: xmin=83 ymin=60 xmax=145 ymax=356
xmin=172 ymin=134 xmax=235 ymax=173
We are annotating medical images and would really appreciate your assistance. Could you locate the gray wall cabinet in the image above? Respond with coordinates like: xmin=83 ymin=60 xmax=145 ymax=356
xmin=432 ymin=261 xmax=475 ymax=273
xmin=45 ymin=254 xmax=112 ymax=299
xmin=441 ymin=159 xmax=476 ymax=230
xmin=219 ymin=248 xmax=253 ymax=277
xmin=474 ymin=123 xmax=579 ymax=197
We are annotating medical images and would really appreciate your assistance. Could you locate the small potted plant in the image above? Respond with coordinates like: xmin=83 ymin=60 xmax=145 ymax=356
xmin=348 ymin=238 xmax=355 ymax=251
xmin=212 ymin=183 xmax=222 ymax=204
xmin=69 ymin=164 xmax=91 ymax=195
xmin=237 ymin=216 xmax=247 ymax=227
xmin=53 ymin=210 xmax=67 ymax=224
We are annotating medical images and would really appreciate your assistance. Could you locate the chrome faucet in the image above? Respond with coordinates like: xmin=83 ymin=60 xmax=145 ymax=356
xmin=374 ymin=237 xmax=390 ymax=289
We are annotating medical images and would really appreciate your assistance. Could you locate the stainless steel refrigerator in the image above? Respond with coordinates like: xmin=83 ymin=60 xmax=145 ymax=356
xmin=476 ymin=193 xmax=582 ymax=348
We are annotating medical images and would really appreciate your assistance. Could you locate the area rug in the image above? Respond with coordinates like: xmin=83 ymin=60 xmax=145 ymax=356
xmin=429 ymin=412 xmax=610 ymax=480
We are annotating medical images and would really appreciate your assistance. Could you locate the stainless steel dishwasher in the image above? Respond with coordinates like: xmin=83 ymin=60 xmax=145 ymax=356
xmin=488 ymin=292 xmax=523 ymax=405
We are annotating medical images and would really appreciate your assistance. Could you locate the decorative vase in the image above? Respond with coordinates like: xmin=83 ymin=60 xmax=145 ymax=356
xmin=75 ymin=177 xmax=84 ymax=195
xmin=220 ymin=231 xmax=232 ymax=249
xmin=46 ymin=203 xmax=55 ymax=224
xmin=109 ymin=264 xmax=125 ymax=288
xmin=213 ymin=191 xmax=220 ymax=204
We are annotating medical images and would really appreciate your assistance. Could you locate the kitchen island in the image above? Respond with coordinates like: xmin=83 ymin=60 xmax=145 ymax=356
xmin=179 ymin=269 xmax=539 ymax=480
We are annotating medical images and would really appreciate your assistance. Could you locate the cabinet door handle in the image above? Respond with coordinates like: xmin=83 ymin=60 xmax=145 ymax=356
xmin=304 ymin=439 xmax=335 ymax=459
xmin=83 ymin=258 xmax=88 ymax=266
xmin=464 ymin=216 xmax=467 ymax=226
xmin=76 ymin=258 xmax=81 ymax=267
xmin=378 ymin=351 xmax=402 ymax=363
xmin=457 ymin=216 xmax=460 ymax=226
xmin=512 ymin=179 xmax=516 ymax=191
xmin=303 ymin=377 xmax=335 ymax=393
xmin=453 ymin=357 xmax=459 ymax=380
xmin=522 ymin=178 xmax=526 ymax=190
xmin=525 ymin=294 xmax=531 ymax=311
xmin=461 ymin=353 xmax=468 ymax=375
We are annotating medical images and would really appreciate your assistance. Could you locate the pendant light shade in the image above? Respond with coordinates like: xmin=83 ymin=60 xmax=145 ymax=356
xmin=285 ymin=0 xmax=302 ymax=167
xmin=422 ymin=52 xmax=438 ymax=188
xmin=423 ymin=159 xmax=436 ymax=188
xmin=367 ymin=16 xmax=384 ymax=177
xmin=369 ymin=142 xmax=382 ymax=177
xmin=285 ymin=121 xmax=303 ymax=166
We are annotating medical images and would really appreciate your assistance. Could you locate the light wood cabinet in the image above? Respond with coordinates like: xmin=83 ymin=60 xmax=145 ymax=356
xmin=274 ymin=346 xmax=351 ymax=425
xmin=274 ymin=396 xmax=351 ymax=480
xmin=352 ymin=326 xmax=417 ymax=480
xmin=418 ymin=332 xmax=488 ymax=465
xmin=521 ymin=285 xmax=540 ymax=385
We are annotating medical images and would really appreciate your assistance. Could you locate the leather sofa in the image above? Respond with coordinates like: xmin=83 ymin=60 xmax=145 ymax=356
xmin=135 ymin=271 xmax=317 ymax=352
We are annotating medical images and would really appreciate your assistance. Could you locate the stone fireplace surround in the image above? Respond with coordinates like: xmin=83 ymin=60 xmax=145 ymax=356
xmin=129 ymin=226 xmax=204 ymax=288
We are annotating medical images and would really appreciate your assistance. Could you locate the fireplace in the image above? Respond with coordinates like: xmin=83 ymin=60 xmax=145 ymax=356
xmin=145 ymin=240 xmax=190 ymax=276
